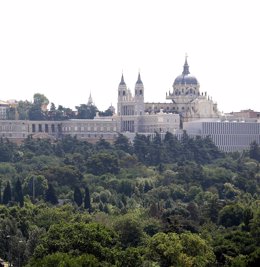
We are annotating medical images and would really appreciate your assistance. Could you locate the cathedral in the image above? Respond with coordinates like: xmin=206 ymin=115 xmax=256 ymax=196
xmin=145 ymin=56 xmax=219 ymax=122
xmin=1 ymin=56 xmax=259 ymax=152
xmin=118 ymin=56 xmax=220 ymax=135
xmin=117 ymin=72 xmax=179 ymax=134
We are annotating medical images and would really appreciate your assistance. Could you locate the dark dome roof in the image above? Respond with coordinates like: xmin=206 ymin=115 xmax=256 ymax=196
xmin=173 ymin=56 xmax=199 ymax=86
xmin=173 ymin=74 xmax=199 ymax=86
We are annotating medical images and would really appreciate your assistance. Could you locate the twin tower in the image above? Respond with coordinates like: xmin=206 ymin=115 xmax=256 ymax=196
xmin=117 ymin=73 xmax=145 ymax=132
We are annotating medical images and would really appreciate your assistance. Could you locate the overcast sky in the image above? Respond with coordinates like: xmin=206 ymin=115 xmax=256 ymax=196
xmin=0 ymin=0 xmax=259 ymax=113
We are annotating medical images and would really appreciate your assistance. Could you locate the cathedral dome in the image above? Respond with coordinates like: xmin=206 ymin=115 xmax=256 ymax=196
xmin=173 ymin=74 xmax=198 ymax=85
xmin=173 ymin=56 xmax=199 ymax=86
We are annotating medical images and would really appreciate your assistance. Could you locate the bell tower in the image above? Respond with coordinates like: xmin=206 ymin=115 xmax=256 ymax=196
xmin=117 ymin=74 xmax=127 ymax=116
xmin=134 ymin=72 xmax=144 ymax=116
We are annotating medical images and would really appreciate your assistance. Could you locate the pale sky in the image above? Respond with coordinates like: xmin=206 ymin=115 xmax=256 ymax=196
xmin=0 ymin=0 xmax=259 ymax=113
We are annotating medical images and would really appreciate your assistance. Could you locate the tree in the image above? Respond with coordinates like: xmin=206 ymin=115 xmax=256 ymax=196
xmin=84 ymin=186 xmax=91 ymax=213
xmin=16 ymin=100 xmax=33 ymax=120
xmin=33 ymin=93 xmax=49 ymax=107
xmin=27 ymin=93 xmax=49 ymax=120
xmin=0 ymin=181 xmax=2 ymax=204
xmin=114 ymin=134 xmax=132 ymax=153
xmin=14 ymin=178 xmax=24 ymax=207
xmin=2 ymin=181 xmax=12 ymax=205
xmin=133 ymin=134 xmax=151 ymax=164
xmin=86 ymin=152 xmax=119 ymax=175
xmin=114 ymin=215 xmax=145 ymax=248
xmin=73 ymin=186 xmax=83 ymax=207
xmin=249 ymin=141 xmax=260 ymax=161
xmin=95 ymin=138 xmax=112 ymax=150
xmin=218 ymin=204 xmax=245 ymax=227
xmin=23 ymin=175 xmax=48 ymax=201
xmin=45 ymin=183 xmax=58 ymax=204
xmin=99 ymin=107 xmax=113 ymax=117
xmin=48 ymin=104 xmax=75 ymax=120
xmin=76 ymin=104 xmax=98 ymax=119
xmin=6 ymin=106 xmax=16 ymax=120
xmin=28 ymin=105 xmax=46 ymax=120
xmin=146 ymin=232 xmax=215 ymax=267
xmin=32 ymin=222 xmax=118 ymax=263
xmin=0 ymin=138 xmax=16 ymax=162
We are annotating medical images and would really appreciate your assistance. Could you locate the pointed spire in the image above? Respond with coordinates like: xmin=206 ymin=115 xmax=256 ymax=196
xmin=88 ymin=92 xmax=93 ymax=105
xmin=182 ymin=54 xmax=190 ymax=75
xmin=136 ymin=72 xmax=143 ymax=84
xmin=119 ymin=73 xmax=126 ymax=85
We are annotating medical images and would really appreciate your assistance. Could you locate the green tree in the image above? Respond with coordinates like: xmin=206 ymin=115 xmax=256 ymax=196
xmin=16 ymin=100 xmax=33 ymax=120
xmin=33 ymin=93 xmax=49 ymax=107
xmin=2 ymin=181 xmax=12 ymax=205
xmin=86 ymin=152 xmax=119 ymax=175
xmin=23 ymin=174 xmax=48 ymax=201
xmin=0 ymin=180 xmax=2 ymax=203
xmin=6 ymin=106 xmax=16 ymax=120
xmin=45 ymin=183 xmax=58 ymax=205
xmin=133 ymin=134 xmax=151 ymax=164
xmin=28 ymin=104 xmax=46 ymax=120
xmin=146 ymin=232 xmax=215 ymax=267
xmin=84 ymin=186 xmax=91 ymax=213
xmin=114 ymin=215 xmax=145 ymax=248
xmin=249 ymin=141 xmax=260 ymax=161
xmin=99 ymin=107 xmax=114 ymax=117
xmin=74 ymin=186 xmax=83 ymax=207
xmin=0 ymin=138 xmax=16 ymax=162
xmin=33 ymin=222 xmax=118 ymax=263
xmin=219 ymin=204 xmax=245 ymax=228
xmin=114 ymin=134 xmax=132 ymax=153
xmin=76 ymin=104 xmax=98 ymax=119
xmin=14 ymin=178 xmax=24 ymax=207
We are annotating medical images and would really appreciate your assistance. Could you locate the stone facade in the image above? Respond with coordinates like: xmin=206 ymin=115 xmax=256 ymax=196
xmin=0 ymin=100 xmax=9 ymax=120
xmin=0 ymin=57 xmax=259 ymax=152
xmin=184 ymin=119 xmax=260 ymax=152
xmin=146 ymin=57 xmax=219 ymax=122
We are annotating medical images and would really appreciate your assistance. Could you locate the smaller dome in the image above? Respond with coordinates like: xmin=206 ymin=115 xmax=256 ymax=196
xmin=173 ymin=74 xmax=199 ymax=86
xmin=173 ymin=56 xmax=199 ymax=86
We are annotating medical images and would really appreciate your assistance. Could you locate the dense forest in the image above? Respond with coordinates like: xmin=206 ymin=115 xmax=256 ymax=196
xmin=0 ymin=132 xmax=260 ymax=266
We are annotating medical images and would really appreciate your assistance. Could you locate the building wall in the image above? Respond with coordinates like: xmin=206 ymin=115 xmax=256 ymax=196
xmin=184 ymin=120 xmax=260 ymax=152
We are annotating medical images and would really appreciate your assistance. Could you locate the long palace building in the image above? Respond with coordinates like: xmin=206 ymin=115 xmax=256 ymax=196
xmin=0 ymin=57 xmax=259 ymax=152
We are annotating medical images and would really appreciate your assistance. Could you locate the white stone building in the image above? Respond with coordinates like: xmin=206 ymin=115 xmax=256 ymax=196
xmin=184 ymin=119 xmax=260 ymax=152
xmin=146 ymin=57 xmax=219 ymax=121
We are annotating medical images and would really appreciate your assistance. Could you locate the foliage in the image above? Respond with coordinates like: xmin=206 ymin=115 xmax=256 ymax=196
xmin=0 ymin=133 xmax=259 ymax=266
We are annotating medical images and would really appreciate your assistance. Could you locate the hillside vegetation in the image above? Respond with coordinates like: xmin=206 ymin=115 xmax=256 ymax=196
xmin=0 ymin=133 xmax=260 ymax=266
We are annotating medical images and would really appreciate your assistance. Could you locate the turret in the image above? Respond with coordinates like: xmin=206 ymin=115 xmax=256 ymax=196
xmin=134 ymin=72 xmax=144 ymax=115
xmin=118 ymin=74 xmax=127 ymax=98
xmin=87 ymin=93 xmax=93 ymax=106
xmin=117 ymin=73 xmax=127 ymax=116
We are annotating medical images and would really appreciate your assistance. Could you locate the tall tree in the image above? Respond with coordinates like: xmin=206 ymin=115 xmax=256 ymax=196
xmin=73 ymin=186 xmax=83 ymax=207
xmin=114 ymin=133 xmax=132 ymax=153
xmin=45 ymin=183 xmax=58 ymax=205
xmin=76 ymin=104 xmax=98 ymax=119
xmin=249 ymin=141 xmax=260 ymax=161
xmin=33 ymin=93 xmax=49 ymax=107
xmin=84 ymin=187 xmax=91 ymax=213
xmin=2 ymin=181 xmax=12 ymax=205
xmin=14 ymin=178 xmax=24 ymax=207
xmin=0 ymin=181 xmax=2 ymax=204
xmin=16 ymin=100 xmax=33 ymax=120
